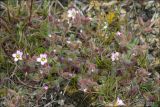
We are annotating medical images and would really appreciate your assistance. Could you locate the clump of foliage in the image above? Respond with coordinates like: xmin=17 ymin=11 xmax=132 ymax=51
xmin=0 ymin=0 xmax=160 ymax=107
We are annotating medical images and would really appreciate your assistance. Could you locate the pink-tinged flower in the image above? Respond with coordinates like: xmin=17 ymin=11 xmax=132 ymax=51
xmin=37 ymin=54 xmax=48 ymax=65
xmin=67 ymin=8 xmax=79 ymax=19
xmin=116 ymin=31 xmax=122 ymax=36
xmin=114 ymin=97 xmax=125 ymax=106
xmin=111 ymin=52 xmax=120 ymax=61
xmin=12 ymin=50 xmax=23 ymax=62
xmin=43 ymin=84 xmax=49 ymax=90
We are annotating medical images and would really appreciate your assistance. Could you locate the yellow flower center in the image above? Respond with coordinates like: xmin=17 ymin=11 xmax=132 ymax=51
xmin=16 ymin=54 xmax=20 ymax=58
xmin=41 ymin=57 xmax=46 ymax=61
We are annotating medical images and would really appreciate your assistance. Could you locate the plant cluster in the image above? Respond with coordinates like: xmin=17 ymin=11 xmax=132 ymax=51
xmin=0 ymin=0 xmax=160 ymax=107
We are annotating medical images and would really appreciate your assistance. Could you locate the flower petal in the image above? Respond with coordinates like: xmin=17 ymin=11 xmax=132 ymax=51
xmin=37 ymin=58 xmax=41 ymax=62
xmin=14 ymin=58 xmax=18 ymax=62
xmin=41 ymin=61 xmax=46 ymax=65
xmin=19 ymin=52 xmax=23 ymax=56
xmin=16 ymin=50 xmax=23 ymax=56
xmin=116 ymin=31 xmax=122 ymax=36
xmin=115 ymin=52 xmax=120 ymax=56
xmin=43 ymin=59 xmax=47 ymax=63
xmin=40 ymin=54 xmax=47 ymax=58
xmin=19 ymin=57 xmax=22 ymax=60
xmin=16 ymin=50 xmax=21 ymax=54
xmin=111 ymin=57 xmax=115 ymax=61
xmin=117 ymin=97 xmax=125 ymax=106
xmin=43 ymin=54 xmax=47 ymax=58
xmin=12 ymin=53 xmax=16 ymax=57
xmin=43 ymin=85 xmax=48 ymax=90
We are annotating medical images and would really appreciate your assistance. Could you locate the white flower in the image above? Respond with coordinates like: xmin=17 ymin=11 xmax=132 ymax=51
xmin=12 ymin=50 xmax=23 ymax=62
xmin=89 ymin=17 xmax=93 ymax=21
xmin=80 ymin=29 xmax=83 ymax=33
xmin=37 ymin=54 xmax=48 ymax=65
xmin=114 ymin=97 xmax=125 ymax=106
xmin=48 ymin=34 xmax=52 ymax=37
xmin=53 ymin=49 xmax=56 ymax=53
xmin=132 ymin=53 xmax=136 ymax=56
xmin=67 ymin=8 xmax=78 ymax=19
xmin=40 ymin=70 xmax=44 ymax=74
xmin=103 ymin=22 xmax=108 ymax=29
xmin=111 ymin=52 xmax=120 ymax=61
xmin=116 ymin=31 xmax=122 ymax=36
xmin=83 ymin=88 xmax=87 ymax=92
xmin=68 ymin=58 xmax=73 ymax=61
xmin=103 ymin=25 xmax=108 ymax=29
xmin=58 ymin=99 xmax=64 ymax=106
xmin=66 ymin=40 xmax=71 ymax=44
xmin=76 ymin=40 xmax=82 ymax=44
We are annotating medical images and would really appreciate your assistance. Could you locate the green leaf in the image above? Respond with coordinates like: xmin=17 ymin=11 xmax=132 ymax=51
xmin=127 ymin=38 xmax=139 ymax=49
xmin=35 ymin=47 xmax=46 ymax=54
xmin=0 ymin=88 xmax=7 ymax=97
xmin=151 ymin=101 xmax=160 ymax=107
xmin=96 ymin=57 xmax=112 ymax=71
